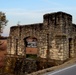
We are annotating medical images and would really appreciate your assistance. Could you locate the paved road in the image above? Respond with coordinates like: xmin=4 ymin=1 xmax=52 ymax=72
xmin=44 ymin=64 xmax=76 ymax=75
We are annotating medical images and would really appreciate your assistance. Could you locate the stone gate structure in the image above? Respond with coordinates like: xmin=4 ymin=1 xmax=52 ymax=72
xmin=7 ymin=11 xmax=76 ymax=62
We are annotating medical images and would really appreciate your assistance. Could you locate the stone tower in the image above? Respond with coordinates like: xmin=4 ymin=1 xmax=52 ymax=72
xmin=43 ymin=12 xmax=73 ymax=61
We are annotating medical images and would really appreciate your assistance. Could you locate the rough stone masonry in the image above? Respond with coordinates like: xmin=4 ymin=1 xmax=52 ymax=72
xmin=7 ymin=11 xmax=76 ymax=62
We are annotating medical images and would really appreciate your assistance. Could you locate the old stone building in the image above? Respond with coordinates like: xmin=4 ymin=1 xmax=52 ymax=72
xmin=7 ymin=11 xmax=76 ymax=62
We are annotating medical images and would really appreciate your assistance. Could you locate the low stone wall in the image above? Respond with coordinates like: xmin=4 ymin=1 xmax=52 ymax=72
xmin=4 ymin=56 xmax=37 ymax=74
xmin=27 ymin=57 xmax=76 ymax=75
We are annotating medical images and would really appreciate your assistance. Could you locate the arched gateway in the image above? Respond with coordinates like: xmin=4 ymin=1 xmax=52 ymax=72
xmin=24 ymin=36 xmax=38 ymax=59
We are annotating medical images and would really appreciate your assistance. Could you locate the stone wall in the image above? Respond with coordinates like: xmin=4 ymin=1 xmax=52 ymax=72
xmin=8 ymin=11 xmax=76 ymax=62
xmin=4 ymin=56 xmax=37 ymax=74
xmin=8 ymin=23 xmax=48 ymax=58
xmin=43 ymin=12 xmax=73 ymax=61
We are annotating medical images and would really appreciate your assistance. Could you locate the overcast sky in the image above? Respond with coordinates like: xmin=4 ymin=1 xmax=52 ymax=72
xmin=1 ymin=0 xmax=76 ymax=36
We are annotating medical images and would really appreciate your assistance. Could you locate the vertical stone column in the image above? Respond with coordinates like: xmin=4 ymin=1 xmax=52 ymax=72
xmin=7 ymin=37 xmax=11 ymax=54
xmin=38 ymin=33 xmax=47 ymax=58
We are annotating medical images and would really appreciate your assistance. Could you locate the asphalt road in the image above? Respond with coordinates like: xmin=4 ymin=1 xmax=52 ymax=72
xmin=44 ymin=64 xmax=76 ymax=75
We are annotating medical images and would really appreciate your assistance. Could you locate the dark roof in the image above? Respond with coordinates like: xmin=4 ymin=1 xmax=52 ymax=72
xmin=44 ymin=11 xmax=72 ymax=18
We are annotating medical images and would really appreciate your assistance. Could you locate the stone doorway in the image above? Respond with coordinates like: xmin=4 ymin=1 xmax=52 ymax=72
xmin=69 ymin=38 xmax=73 ymax=58
xmin=24 ymin=36 xmax=37 ymax=59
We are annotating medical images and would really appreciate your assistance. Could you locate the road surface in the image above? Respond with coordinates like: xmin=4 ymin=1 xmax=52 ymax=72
xmin=44 ymin=64 xmax=76 ymax=75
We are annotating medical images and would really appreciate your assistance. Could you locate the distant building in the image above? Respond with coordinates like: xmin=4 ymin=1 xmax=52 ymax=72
xmin=7 ymin=11 xmax=76 ymax=63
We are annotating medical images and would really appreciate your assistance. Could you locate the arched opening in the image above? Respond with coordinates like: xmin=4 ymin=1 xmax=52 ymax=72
xmin=24 ymin=36 xmax=37 ymax=59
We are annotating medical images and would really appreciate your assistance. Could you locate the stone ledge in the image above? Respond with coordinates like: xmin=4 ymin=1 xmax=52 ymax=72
xmin=27 ymin=57 xmax=76 ymax=75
